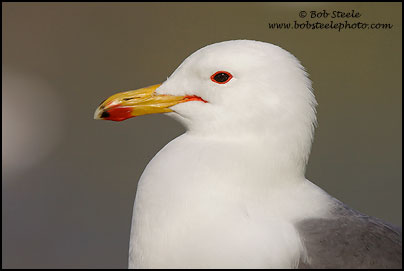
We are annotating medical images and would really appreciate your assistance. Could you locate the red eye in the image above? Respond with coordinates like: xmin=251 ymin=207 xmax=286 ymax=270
xmin=210 ymin=71 xmax=233 ymax=84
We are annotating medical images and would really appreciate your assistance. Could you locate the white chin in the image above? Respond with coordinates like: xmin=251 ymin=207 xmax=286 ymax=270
xmin=165 ymin=111 xmax=191 ymax=129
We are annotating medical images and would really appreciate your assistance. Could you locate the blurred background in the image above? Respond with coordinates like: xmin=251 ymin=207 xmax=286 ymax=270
xmin=2 ymin=2 xmax=402 ymax=268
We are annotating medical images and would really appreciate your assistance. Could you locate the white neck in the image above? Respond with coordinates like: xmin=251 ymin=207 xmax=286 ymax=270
xmin=129 ymin=132 xmax=332 ymax=268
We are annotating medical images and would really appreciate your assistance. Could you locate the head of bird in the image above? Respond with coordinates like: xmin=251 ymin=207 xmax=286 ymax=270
xmin=95 ymin=40 xmax=317 ymax=162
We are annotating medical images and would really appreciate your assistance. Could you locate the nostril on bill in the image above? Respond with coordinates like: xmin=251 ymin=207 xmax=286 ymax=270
xmin=101 ymin=111 xmax=110 ymax=118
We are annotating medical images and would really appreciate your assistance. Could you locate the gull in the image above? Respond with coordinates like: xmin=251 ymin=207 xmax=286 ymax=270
xmin=94 ymin=40 xmax=402 ymax=269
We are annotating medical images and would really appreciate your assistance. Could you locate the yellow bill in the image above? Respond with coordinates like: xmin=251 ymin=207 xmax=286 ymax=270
xmin=94 ymin=84 xmax=205 ymax=122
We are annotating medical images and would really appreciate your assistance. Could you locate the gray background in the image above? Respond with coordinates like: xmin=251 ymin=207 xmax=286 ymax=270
xmin=2 ymin=2 xmax=402 ymax=268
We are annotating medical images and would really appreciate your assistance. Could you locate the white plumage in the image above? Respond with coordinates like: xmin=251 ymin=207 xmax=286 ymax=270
xmin=128 ymin=40 xmax=332 ymax=268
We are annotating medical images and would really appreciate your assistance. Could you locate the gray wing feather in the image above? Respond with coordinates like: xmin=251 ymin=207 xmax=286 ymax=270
xmin=297 ymin=199 xmax=402 ymax=269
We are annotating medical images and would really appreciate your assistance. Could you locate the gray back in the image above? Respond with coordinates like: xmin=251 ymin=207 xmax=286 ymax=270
xmin=297 ymin=199 xmax=402 ymax=269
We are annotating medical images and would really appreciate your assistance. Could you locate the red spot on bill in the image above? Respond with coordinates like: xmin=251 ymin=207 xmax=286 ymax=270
xmin=102 ymin=106 xmax=134 ymax=121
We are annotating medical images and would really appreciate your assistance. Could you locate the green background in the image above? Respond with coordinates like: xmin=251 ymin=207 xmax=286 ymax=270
xmin=3 ymin=2 xmax=402 ymax=268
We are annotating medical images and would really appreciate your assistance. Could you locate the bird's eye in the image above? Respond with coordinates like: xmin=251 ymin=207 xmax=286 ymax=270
xmin=211 ymin=71 xmax=233 ymax=84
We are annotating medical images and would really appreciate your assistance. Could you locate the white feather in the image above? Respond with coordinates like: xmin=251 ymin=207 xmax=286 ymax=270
xmin=128 ymin=40 xmax=333 ymax=268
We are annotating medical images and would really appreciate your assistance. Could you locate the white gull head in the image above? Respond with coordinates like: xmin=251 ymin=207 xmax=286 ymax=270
xmin=157 ymin=40 xmax=317 ymax=173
